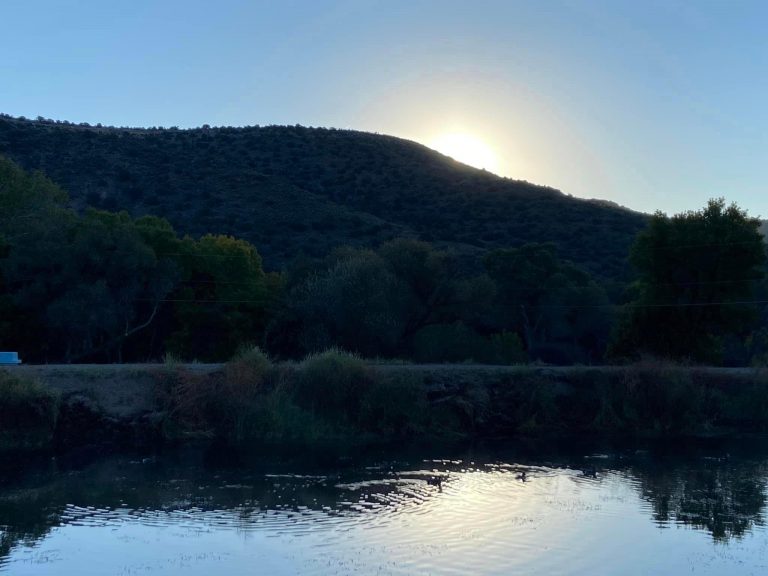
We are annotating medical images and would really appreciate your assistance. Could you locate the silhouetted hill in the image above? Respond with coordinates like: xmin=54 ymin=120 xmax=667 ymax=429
xmin=0 ymin=114 xmax=647 ymax=276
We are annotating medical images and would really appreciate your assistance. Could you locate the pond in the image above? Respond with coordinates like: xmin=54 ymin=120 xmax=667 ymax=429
xmin=1 ymin=439 xmax=767 ymax=575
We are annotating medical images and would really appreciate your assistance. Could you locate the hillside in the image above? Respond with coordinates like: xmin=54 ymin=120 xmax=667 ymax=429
xmin=0 ymin=115 xmax=647 ymax=277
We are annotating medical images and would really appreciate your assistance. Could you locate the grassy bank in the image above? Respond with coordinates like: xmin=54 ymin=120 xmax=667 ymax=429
xmin=156 ymin=354 xmax=768 ymax=444
xmin=0 ymin=371 xmax=59 ymax=451
xmin=4 ymin=358 xmax=768 ymax=452
xmin=156 ymin=349 xmax=428 ymax=443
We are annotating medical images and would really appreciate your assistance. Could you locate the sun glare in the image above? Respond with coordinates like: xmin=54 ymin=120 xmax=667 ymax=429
xmin=429 ymin=132 xmax=500 ymax=173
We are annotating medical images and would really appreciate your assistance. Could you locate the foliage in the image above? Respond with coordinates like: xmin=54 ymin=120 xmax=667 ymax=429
xmin=293 ymin=350 xmax=375 ymax=427
xmin=0 ymin=370 xmax=59 ymax=450
xmin=157 ymin=349 xmax=428 ymax=442
xmin=611 ymin=199 xmax=766 ymax=363
xmin=286 ymin=251 xmax=411 ymax=357
xmin=484 ymin=243 xmax=613 ymax=363
xmin=0 ymin=157 xmax=271 ymax=362
xmin=4 ymin=150 xmax=768 ymax=367
xmin=0 ymin=115 xmax=647 ymax=279
xmin=164 ymin=235 xmax=269 ymax=360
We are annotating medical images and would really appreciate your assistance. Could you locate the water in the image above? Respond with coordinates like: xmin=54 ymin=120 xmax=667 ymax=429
xmin=1 ymin=440 xmax=768 ymax=575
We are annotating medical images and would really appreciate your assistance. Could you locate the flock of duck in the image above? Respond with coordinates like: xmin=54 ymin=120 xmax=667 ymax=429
xmin=420 ymin=464 xmax=599 ymax=491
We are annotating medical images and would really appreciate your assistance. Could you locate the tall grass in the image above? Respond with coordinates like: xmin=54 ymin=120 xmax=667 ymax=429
xmin=479 ymin=361 xmax=768 ymax=436
xmin=155 ymin=356 xmax=768 ymax=444
xmin=293 ymin=349 xmax=372 ymax=427
xmin=211 ymin=346 xmax=314 ymax=441
xmin=156 ymin=348 xmax=428 ymax=443
xmin=293 ymin=349 xmax=427 ymax=435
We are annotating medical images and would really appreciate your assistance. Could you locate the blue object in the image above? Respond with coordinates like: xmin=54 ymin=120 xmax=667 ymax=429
xmin=0 ymin=352 xmax=21 ymax=365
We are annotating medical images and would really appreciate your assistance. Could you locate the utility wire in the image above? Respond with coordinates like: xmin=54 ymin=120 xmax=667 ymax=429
xmin=128 ymin=297 xmax=768 ymax=309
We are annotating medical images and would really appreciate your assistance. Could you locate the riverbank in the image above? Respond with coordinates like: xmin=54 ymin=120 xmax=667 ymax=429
xmin=3 ymin=355 xmax=768 ymax=453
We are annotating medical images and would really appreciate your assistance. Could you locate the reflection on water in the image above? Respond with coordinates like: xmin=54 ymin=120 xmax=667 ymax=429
xmin=1 ymin=441 xmax=768 ymax=575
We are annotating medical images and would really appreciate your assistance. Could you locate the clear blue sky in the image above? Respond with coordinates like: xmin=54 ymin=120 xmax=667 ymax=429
xmin=2 ymin=0 xmax=766 ymax=216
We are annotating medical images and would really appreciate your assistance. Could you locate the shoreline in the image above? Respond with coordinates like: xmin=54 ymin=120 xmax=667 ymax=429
xmin=3 ymin=361 xmax=768 ymax=454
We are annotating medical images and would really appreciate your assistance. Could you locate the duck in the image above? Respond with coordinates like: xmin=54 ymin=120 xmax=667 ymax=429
xmin=582 ymin=466 xmax=597 ymax=478
xmin=426 ymin=474 xmax=447 ymax=490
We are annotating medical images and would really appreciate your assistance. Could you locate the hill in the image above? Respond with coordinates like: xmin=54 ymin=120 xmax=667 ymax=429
xmin=0 ymin=114 xmax=647 ymax=277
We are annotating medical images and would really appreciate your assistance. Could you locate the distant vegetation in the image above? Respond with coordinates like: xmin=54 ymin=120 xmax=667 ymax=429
xmin=0 ymin=114 xmax=646 ymax=279
xmin=0 ymin=156 xmax=618 ymax=364
xmin=1 ymin=115 xmax=768 ymax=367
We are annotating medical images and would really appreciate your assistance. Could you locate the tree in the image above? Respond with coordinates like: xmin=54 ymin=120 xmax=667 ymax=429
xmin=288 ymin=249 xmax=411 ymax=357
xmin=0 ymin=156 xmax=76 ymax=359
xmin=0 ymin=155 xmax=273 ymax=362
xmin=378 ymin=238 xmax=454 ymax=337
xmin=611 ymin=199 xmax=766 ymax=363
xmin=484 ymin=243 xmax=612 ymax=363
xmin=165 ymin=234 xmax=269 ymax=360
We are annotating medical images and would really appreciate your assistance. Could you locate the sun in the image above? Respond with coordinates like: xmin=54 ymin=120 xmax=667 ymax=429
xmin=429 ymin=132 xmax=500 ymax=173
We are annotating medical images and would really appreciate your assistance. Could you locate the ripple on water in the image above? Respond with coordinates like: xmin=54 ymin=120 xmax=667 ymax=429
xmin=3 ymin=451 xmax=768 ymax=575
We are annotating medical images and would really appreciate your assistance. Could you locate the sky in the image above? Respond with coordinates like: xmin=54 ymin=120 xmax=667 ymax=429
xmin=1 ymin=0 xmax=766 ymax=216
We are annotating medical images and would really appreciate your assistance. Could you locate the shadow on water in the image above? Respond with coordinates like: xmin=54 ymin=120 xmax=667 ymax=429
xmin=1 ymin=438 xmax=768 ymax=569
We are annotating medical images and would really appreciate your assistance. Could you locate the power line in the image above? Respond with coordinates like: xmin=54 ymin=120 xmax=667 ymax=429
xmin=125 ymin=297 xmax=768 ymax=309
xmin=503 ymin=299 xmax=768 ymax=310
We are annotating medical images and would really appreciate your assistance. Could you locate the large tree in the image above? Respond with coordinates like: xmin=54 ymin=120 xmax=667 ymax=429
xmin=164 ymin=234 xmax=270 ymax=360
xmin=484 ymin=243 xmax=612 ymax=363
xmin=611 ymin=199 xmax=766 ymax=363
xmin=285 ymin=249 xmax=411 ymax=357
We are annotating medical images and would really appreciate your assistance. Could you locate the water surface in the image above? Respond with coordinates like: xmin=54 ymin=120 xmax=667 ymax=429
xmin=1 ymin=440 xmax=767 ymax=575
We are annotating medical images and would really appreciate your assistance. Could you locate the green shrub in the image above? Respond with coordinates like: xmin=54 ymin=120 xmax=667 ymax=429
xmin=227 ymin=371 xmax=334 ymax=441
xmin=162 ymin=351 xmax=183 ymax=366
xmin=212 ymin=347 xmax=279 ymax=442
xmin=293 ymin=349 xmax=372 ymax=427
xmin=156 ymin=349 xmax=432 ymax=442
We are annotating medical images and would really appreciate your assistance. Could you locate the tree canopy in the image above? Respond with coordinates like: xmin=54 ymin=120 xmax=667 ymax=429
xmin=611 ymin=199 xmax=766 ymax=362
xmin=4 ymin=154 xmax=768 ymax=367
xmin=0 ymin=114 xmax=647 ymax=279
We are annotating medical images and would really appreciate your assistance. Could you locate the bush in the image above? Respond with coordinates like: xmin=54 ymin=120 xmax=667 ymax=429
xmin=293 ymin=349 xmax=373 ymax=427
xmin=154 ymin=367 xmax=213 ymax=439
xmin=223 ymin=346 xmax=272 ymax=395
xmin=215 ymin=361 xmax=328 ymax=442
xmin=0 ymin=370 xmax=59 ymax=450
